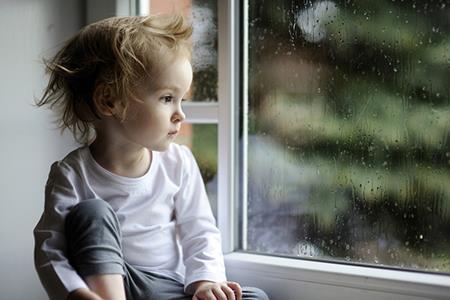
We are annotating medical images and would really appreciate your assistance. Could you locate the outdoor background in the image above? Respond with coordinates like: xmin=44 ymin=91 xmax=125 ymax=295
xmin=245 ymin=0 xmax=450 ymax=274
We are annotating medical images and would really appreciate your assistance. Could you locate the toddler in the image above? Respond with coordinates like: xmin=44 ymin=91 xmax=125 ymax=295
xmin=34 ymin=15 xmax=268 ymax=300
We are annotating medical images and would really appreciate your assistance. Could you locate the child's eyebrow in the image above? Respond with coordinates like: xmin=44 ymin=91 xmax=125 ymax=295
xmin=156 ymin=85 xmax=181 ymax=93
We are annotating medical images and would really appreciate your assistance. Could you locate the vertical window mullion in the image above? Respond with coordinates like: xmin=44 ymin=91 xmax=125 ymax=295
xmin=240 ymin=0 xmax=249 ymax=252
xmin=217 ymin=0 xmax=238 ymax=254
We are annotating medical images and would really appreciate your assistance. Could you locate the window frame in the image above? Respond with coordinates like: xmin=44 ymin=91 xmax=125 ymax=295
xmin=218 ymin=0 xmax=450 ymax=299
xmin=112 ymin=1 xmax=450 ymax=298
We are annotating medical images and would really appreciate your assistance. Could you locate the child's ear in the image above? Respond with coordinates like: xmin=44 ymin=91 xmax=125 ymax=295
xmin=92 ymin=83 xmax=116 ymax=117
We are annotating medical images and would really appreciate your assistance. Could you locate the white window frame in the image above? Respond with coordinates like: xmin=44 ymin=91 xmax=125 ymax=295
xmin=97 ymin=1 xmax=450 ymax=299
xmin=217 ymin=1 xmax=450 ymax=299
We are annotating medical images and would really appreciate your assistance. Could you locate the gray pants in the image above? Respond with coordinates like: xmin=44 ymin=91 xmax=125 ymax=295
xmin=65 ymin=199 xmax=269 ymax=300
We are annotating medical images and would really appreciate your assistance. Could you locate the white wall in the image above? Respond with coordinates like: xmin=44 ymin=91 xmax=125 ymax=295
xmin=0 ymin=0 xmax=84 ymax=299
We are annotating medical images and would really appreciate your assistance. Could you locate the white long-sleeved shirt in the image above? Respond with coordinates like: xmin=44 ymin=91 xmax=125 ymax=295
xmin=34 ymin=143 xmax=226 ymax=300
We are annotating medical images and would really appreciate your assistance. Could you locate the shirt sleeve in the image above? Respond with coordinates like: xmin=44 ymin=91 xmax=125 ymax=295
xmin=174 ymin=146 xmax=227 ymax=294
xmin=33 ymin=162 xmax=88 ymax=300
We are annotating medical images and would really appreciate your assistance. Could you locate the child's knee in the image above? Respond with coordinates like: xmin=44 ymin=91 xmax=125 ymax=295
xmin=65 ymin=199 xmax=120 ymax=240
xmin=65 ymin=199 xmax=124 ymax=275
xmin=67 ymin=199 xmax=115 ymax=224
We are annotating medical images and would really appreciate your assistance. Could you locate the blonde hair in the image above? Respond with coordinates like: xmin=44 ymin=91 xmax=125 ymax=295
xmin=37 ymin=15 xmax=192 ymax=143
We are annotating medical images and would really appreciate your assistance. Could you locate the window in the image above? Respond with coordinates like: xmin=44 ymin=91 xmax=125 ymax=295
xmin=242 ymin=0 xmax=450 ymax=275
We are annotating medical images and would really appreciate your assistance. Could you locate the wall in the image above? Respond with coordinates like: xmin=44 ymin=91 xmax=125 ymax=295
xmin=0 ymin=0 xmax=84 ymax=298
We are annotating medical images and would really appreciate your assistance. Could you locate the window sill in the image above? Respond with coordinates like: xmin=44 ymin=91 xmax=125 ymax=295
xmin=224 ymin=252 xmax=450 ymax=300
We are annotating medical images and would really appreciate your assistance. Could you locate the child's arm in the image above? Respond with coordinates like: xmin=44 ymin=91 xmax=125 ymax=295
xmin=34 ymin=162 xmax=89 ymax=300
xmin=173 ymin=146 xmax=228 ymax=294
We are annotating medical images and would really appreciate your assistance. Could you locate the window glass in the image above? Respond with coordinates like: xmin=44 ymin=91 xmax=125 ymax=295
xmin=245 ymin=0 xmax=450 ymax=273
xmin=175 ymin=124 xmax=218 ymax=219
xmin=139 ymin=0 xmax=218 ymax=102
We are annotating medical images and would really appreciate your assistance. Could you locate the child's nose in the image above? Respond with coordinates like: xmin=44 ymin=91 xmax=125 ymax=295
xmin=172 ymin=106 xmax=185 ymax=123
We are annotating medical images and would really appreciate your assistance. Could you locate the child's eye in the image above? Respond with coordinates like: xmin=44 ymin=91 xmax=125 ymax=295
xmin=160 ymin=95 xmax=173 ymax=103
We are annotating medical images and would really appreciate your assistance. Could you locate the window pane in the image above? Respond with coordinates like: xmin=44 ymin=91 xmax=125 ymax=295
xmin=175 ymin=124 xmax=218 ymax=218
xmin=139 ymin=0 xmax=218 ymax=102
xmin=245 ymin=0 xmax=450 ymax=274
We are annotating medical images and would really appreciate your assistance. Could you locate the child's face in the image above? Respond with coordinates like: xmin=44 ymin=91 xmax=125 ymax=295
xmin=116 ymin=56 xmax=193 ymax=151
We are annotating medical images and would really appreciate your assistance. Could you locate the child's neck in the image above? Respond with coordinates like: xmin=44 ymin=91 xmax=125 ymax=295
xmin=89 ymin=138 xmax=151 ymax=178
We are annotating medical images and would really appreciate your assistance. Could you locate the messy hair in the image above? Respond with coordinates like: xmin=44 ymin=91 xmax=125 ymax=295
xmin=37 ymin=15 xmax=192 ymax=143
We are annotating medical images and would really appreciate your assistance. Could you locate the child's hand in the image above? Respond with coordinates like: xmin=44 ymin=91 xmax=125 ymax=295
xmin=66 ymin=288 xmax=103 ymax=300
xmin=192 ymin=281 xmax=242 ymax=300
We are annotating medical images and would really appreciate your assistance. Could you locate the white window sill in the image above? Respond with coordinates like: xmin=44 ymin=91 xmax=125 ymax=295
xmin=224 ymin=252 xmax=450 ymax=300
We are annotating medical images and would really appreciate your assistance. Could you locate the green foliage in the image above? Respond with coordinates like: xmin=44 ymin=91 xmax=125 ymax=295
xmin=191 ymin=124 xmax=217 ymax=183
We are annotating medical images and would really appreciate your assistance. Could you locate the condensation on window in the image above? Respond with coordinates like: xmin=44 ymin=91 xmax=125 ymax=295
xmin=246 ymin=0 xmax=450 ymax=273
